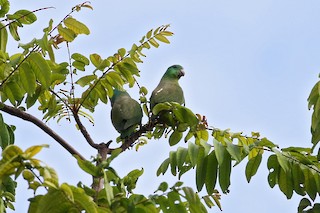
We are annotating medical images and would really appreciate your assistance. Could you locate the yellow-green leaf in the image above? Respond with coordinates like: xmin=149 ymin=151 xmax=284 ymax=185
xmin=24 ymin=144 xmax=49 ymax=158
xmin=0 ymin=22 xmax=8 ymax=51
xmin=60 ymin=183 xmax=74 ymax=202
xmin=188 ymin=142 xmax=200 ymax=167
xmin=57 ymin=24 xmax=76 ymax=42
xmin=3 ymin=81 xmax=24 ymax=105
xmin=19 ymin=62 xmax=36 ymax=95
xmin=12 ymin=10 xmax=37 ymax=25
xmin=0 ymin=0 xmax=10 ymax=18
xmin=149 ymin=38 xmax=159 ymax=48
xmin=28 ymin=52 xmax=51 ymax=88
xmin=155 ymin=34 xmax=170 ymax=44
xmin=64 ymin=17 xmax=90 ymax=35
xmin=76 ymin=75 xmax=97 ymax=87
xmin=8 ymin=21 xmax=20 ymax=41
xmin=22 ymin=169 xmax=35 ymax=181
xmin=0 ymin=114 xmax=10 ymax=149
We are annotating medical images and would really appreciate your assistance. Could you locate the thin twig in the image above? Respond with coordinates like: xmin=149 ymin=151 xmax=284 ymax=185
xmin=0 ymin=7 xmax=55 ymax=30
xmin=66 ymin=42 xmax=76 ymax=102
xmin=0 ymin=45 xmax=38 ymax=89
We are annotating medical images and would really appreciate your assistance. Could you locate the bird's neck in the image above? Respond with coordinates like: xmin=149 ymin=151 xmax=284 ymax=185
xmin=160 ymin=76 xmax=178 ymax=82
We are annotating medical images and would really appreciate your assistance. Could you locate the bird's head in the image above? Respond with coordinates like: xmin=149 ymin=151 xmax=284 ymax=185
xmin=110 ymin=89 xmax=129 ymax=106
xmin=163 ymin=65 xmax=185 ymax=80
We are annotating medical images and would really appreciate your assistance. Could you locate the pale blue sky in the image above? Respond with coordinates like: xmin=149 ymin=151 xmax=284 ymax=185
xmin=4 ymin=0 xmax=320 ymax=212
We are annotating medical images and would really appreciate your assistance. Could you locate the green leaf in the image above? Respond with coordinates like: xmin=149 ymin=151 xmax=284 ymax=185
xmin=3 ymin=81 xmax=24 ymax=105
xmin=118 ymin=48 xmax=126 ymax=57
xmin=73 ymin=61 xmax=86 ymax=71
xmin=2 ymin=145 xmax=23 ymax=161
xmin=195 ymin=146 xmax=206 ymax=191
xmin=0 ymin=114 xmax=10 ymax=149
xmin=273 ymin=149 xmax=290 ymax=173
xmin=213 ymin=139 xmax=226 ymax=166
xmin=103 ymin=170 xmax=114 ymax=205
xmin=155 ymin=182 xmax=168 ymax=193
xmin=169 ymin=151 xmax=177 ymax=176
xmin=24 ymin=144 xmax=49 ymax=158
xmin=29 ymin=186 xmax=99 ymax=213
xmin=90 ymin=53 xmax=102 ymax=68
xmin=188 ymin=142 xmax=200 ymax=167
xmin=8 ymin=21 xmax=20 ymax=41
xmin=72 ymin=53 xmax=89 ymax=65
xmin=124 ymin=168 xmax=144 ymax=192
xmin=26 ymin=85 xmax=42 ymax=109
xmin=28 ymin=52 xmax=51 ymax=88
xmin=278 ymin=167 xmax=294 ymax=199
xmin=298 ymin=198 xmax=311 ymax=212
xmin=245 ymin=153 xmax=262 ymax=182
xmin=302 ymin=166 xmax=317 ymax=201
xmin=149 ymin=38 xmax=159 ymax=48
xmin=205 ymin=151 xmax=218 ymax=195
xmin=76 ymin=75 xmax=97 ymax=87
xmin=155 ymin=34 xmax=170 ymax=44
xmin=57 ymin=24 xmax=77 ymax=42
xmin=115 ymin=63 xmax=135 ymax=87
xmin=157 ymin=158 xmax=170 ymax=176
xmin=226 ymin=141 xmax=242 ymax=163
xmin=22 ymin=169 xmax=35 ymax=181
xmin=75 ymin=156 xmax=100 ymax=176
xmin=173 ymin=106 xmax=199 ymax=127
xmin=203 ymin=195 xmax=214 ymax=209
xmin=267 ymin=154 xmax=280 ymax=188
xmin=0 ymin=0 xmax=10 ymax=18
xmin=218 ymin=151 xmax=231 ymax=193
xmin=60 ymin=183 xmax=74 ymax=202
xmin=64 ymin=17 xmax=90 ymax=35
xmin=105 ymin=71 xmax=124 ymax=88
xmin=0 ymin=22 xmax=8 ymax=51
xmin=19 ymin=62 xmax=36 ymax=95
xmin=169 ymin=130 xmax=183 ymax=146
xmin=146 ymin=29 xmax=152 ymax=39
xmin=182 ymin=187 xmax=207 ymax=213
xmin=152 ymin=102 xmax=172 ymax=115
xmin=122 ymin=61 xmax=140 ymax=75
xmin=11 ymin=10 xmax=37 ymax=25
xmin=176 ymin=147 xmax=188 ymax=170
xmin=291 ymin=163 xmax=305 ymax=196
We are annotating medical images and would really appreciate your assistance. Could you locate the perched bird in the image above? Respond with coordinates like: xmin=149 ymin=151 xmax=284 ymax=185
xmin=150 ymin=64 xmax=185 ymax=110
xmin=110 ymin=89 xmax=143 ymax=138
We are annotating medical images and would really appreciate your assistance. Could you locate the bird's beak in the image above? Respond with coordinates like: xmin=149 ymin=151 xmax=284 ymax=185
xmin=178 ymin=69 xmax=185 ymax=78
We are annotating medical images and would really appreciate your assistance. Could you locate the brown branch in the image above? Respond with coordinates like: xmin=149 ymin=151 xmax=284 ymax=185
xmin=0 ymin=103 xmax=86 ymax=160
xmin=72 ymin=110 xmax=98 ymax=149
xmin=106 ymin=121 xmax=156 ymax=155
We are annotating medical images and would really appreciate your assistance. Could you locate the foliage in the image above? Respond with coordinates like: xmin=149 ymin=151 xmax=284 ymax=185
xmin=0 ymin=1 xmax=319 ymax=212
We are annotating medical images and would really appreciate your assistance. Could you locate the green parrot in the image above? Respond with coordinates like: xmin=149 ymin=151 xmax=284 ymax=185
xmin=150 ymin=64 xmax=185 ymax=110
xmin=110 ymin=89 xmax=143 ymax=138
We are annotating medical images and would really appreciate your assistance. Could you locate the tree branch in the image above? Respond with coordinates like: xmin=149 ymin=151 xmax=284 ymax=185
xmin=0 ymin=103 xmax=86 ymax=160
xmin=72 ymin=110 xmax=98 ymax=149
xmin=105 ymin=121 xmax=156 ymax=154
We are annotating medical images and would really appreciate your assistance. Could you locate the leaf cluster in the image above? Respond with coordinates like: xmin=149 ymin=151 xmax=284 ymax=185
xmin=0 ymin=1 xmax=319 ymax=212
